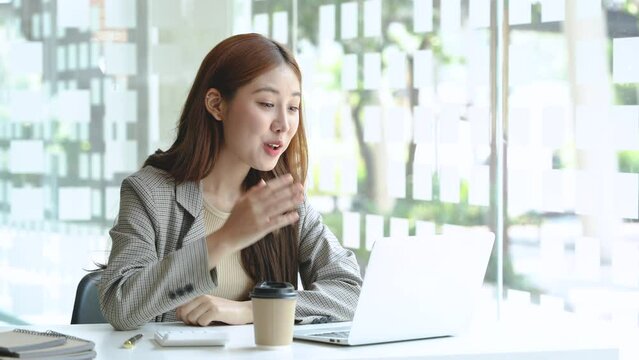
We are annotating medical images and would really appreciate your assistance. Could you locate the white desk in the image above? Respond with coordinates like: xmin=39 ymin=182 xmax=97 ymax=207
xmin=0 ymin=307 xmax=626 ymax=360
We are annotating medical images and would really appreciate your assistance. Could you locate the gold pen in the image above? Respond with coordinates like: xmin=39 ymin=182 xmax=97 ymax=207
xmin=123 ymin=333 xmax=143 ymax=349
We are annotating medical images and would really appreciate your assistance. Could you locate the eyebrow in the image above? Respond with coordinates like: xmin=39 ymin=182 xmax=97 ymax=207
xmin=252 ymin=86 xmax=301 ymax=98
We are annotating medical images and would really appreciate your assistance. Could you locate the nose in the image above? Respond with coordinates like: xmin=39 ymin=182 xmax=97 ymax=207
xmin=271 ymin=106 xmax=290 ymax=133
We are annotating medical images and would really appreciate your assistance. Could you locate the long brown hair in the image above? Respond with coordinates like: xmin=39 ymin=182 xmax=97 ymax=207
xmin=144 ymin=33 xmax=308 ymax=289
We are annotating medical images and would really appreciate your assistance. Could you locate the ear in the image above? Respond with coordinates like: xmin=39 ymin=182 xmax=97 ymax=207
xmin=204 ymin=88 xmax=225 ymax=121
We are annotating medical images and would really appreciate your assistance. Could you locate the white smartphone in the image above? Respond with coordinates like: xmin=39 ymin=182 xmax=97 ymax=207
xmin=154 ymin=329 xmax=229 ymax=347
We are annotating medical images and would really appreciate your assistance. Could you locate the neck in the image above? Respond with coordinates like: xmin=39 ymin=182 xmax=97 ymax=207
xmin=201 ymin=150 xmax=251 ymax=212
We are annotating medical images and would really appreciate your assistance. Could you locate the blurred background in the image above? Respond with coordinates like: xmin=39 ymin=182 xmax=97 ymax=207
xmin=0 ymin=0 xmax=637 ymax=328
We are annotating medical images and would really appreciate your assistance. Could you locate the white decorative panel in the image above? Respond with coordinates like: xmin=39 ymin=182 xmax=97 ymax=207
xmin=342 ymin=211 xmax=361 ymax=249
xmin=58 ymin=187 xmax=91 ymax=221
xmin=105 ymin=0 xmax=137 ymax=28
xmin=10 ymin=187 xmax=44 ymax=221
xmin=9 ymin=140 xmax=45 ymax=174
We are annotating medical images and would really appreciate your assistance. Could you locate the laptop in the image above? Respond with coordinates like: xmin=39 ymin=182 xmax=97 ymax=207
xmin=294 ymin=233 xmax=495 ymax=346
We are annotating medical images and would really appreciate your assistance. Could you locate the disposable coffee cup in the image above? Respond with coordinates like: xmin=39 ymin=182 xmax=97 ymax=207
xmin=250 ymin=281 xmax=297 ymax=348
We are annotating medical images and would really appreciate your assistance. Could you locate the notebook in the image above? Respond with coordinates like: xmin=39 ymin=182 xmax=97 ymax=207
xmin=0 ymin=331 xmax=65 ymax=354
xmin=294 ymin=233 xmax=495 ymax=346
xmin=0 ymin=351 xmax=97 ymax=360
xmin=0 ymin=329 xmax=95 ymax=359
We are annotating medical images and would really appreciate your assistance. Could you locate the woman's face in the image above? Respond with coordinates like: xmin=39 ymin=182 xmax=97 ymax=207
xmin=217 ymin=64 xmax=301 ymax=172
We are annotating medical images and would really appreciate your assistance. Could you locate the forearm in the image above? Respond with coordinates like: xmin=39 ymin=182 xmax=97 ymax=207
xmin=205 ymin=230 xmax=237 ymax=270
xmin=239 ymin=300 xmax=254 ymax=324
xmin=177 ymin=297 xmax=254 ymax=326
xmin=100 ymin=238 xmax=217 ymax=330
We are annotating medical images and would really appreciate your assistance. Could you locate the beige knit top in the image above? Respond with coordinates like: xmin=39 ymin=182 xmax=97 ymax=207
xmin=203 ymin=200 xmax=254 ymax=301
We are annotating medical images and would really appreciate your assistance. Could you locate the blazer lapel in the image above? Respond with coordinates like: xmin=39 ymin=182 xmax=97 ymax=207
xmin=175 ymin=180 xmax=205 ymax=247
xmin=175 ymin=180 xmax=202 ymax=217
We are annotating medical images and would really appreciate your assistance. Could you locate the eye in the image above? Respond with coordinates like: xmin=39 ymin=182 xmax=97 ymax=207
xmin=288 ymin=106 xmax=299 ymax=113
xmin=259 ymin=102 xmax=275 ymax=108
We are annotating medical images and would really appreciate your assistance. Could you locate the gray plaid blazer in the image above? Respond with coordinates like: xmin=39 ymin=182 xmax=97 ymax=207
xmin=99 ymin=166 xmax=362 ymax=330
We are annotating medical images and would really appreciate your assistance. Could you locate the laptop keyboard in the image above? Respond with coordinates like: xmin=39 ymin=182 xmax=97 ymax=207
xmin=309 ymin=331 xmax=350 ymax=339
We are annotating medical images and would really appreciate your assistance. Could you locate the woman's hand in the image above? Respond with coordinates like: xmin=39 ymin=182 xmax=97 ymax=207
xmin=176 ymin=295 xmax=253 ymax=326
xmin=205 ymin=174 xmax=304 ymax=268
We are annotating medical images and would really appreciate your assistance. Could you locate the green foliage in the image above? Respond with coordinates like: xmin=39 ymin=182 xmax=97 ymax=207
xmin=508 ymin=211 xmax=543 ymax=226
xmin=320 ymin=209 xmax=343 ymax=242
xmin=624 ymin=1 xmax=639 ymax=15
xmin=619 ymin=150 xmax=639 ymax=173
xmin=403 ymin=176 xmax=486 ymax=227
xmin=614 ymin=83 xmax=639 ymax=105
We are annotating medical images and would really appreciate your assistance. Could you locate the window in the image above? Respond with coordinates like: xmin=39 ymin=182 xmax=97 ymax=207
xmin=0 ymin=0 xmax=637 ymax=327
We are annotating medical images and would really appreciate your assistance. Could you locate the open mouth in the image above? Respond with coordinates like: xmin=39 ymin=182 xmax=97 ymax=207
xmin=263 ymin=142 xmax=284 ymax=156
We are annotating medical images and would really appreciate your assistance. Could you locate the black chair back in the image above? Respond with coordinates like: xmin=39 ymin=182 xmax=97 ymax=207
xmin=71 ymin=271 xmax=107 ymax=324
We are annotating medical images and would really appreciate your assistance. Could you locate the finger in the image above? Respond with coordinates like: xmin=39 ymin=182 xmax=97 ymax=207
xmin=257 ymin=182 xmax=303 ymax=209
xmin=243 ymin=179 xmax=267 ymax=198
xmin=196 ymin=308 xmax=222 ymax=326
xmin=197 ymin=311 xmax=217 ymax=327
xmin=261 ymin=189 xmax=304 ymax=219
xmin=264 ymin=210 xmax=300 ymax=233
xmin=187 ymin=302 xmax=211 ymax=326
xmin=176 ymin=304 xmax=190 ymax=323
xmin=177 ymin=306 xmax=193 ymax=325
xmin=262 ymin=196 xmax=304 ymax=222
xmin=177 ymin=307 xmax=191 ymax=325
xmin=264 ymin=183 xmax=304 ymax=208
xmin=177 ymin=296 xmax=205 ymax=323
xmin=260 ymin=174 xmax=295 ymax=195
xmin=243 ymin=176 xmax=296 ymax=207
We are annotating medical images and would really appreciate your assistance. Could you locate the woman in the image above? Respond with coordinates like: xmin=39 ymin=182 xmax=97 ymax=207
xmin=98 ymin=33 xmax=363 ymax=331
